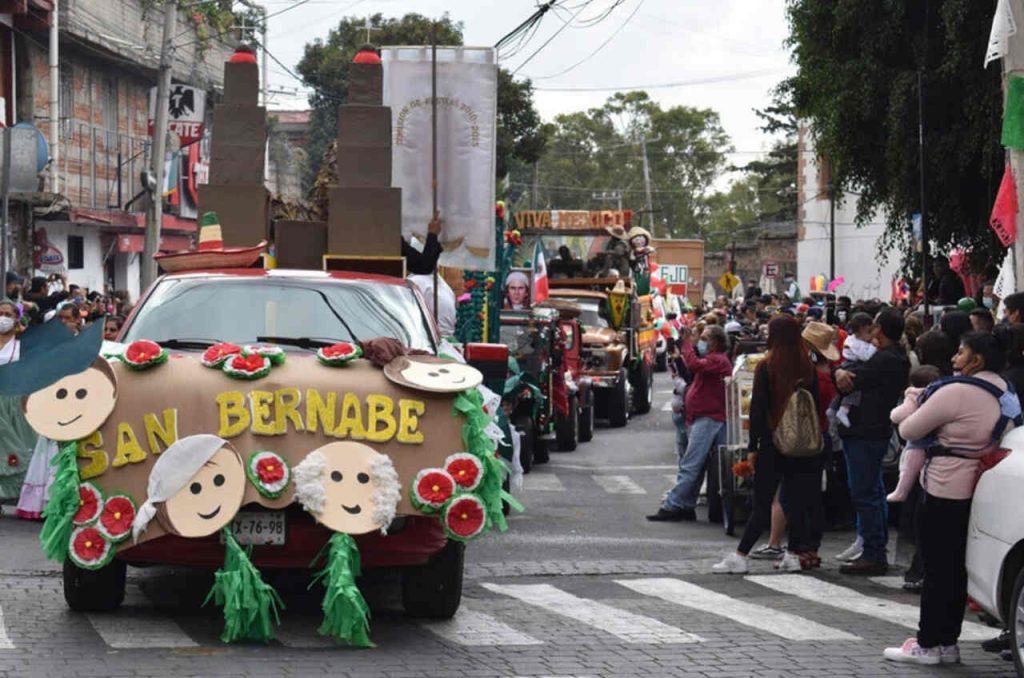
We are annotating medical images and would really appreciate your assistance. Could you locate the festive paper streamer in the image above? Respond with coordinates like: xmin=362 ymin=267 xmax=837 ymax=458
xmin=986 ymin=0 xmax=1017 ymax=68
xmin=991 ymin=163 xmax=1018 ymax=247
xmin=204 ymin=528 xmax=283 ymax=643
xmin=39 ymin=441 xmax=80 ymax=561
xmin=310 ymin=532 xmax=372 ymax=647
xmin=1004 ymin=75 xmax=1024 ymax=149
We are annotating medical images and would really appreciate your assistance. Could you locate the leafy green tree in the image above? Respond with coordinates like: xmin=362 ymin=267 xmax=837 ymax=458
xmin=514 ymin=91 xmax=730 ymax=238
xmin=296 ymin=13 xmax=545 ymax=191
xmin=785 ymin=0 xmax=1004 ymax=264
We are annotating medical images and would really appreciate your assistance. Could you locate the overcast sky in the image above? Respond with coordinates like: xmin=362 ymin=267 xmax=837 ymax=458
xmin=261 ymin=0 xmax=795 ymax=171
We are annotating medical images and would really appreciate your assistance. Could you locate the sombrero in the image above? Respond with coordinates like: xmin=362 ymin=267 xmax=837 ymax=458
xmin=154 ymin=212 xmax=266 ymax=273
xmin=627 ymin=226 xmax=652 ymax=242
xmin=0 ymin=317 xmax=104 ymax=396
xmin=605 ymin=225 xmax=628 ymax=240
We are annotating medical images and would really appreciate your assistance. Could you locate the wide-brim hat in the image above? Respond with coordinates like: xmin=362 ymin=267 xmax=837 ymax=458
xmin=153 ymin=211 xmax=266 ymax=273
xmin=627 ymin=226 xmax=652 ymax=242
xmin=802 ymin=321 xmax=840 ymax=362
xmin=605 ymin=225 xmax=628 ymax=240
xmin=0 ymin=318 xmax=104 ymax=396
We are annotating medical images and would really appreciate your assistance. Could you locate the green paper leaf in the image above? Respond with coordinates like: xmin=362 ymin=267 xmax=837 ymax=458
xmin=1005 ymin=75 xmax=1024 ymax=150
xmin=204 ymin=529 xmax=284 ymax=644
xmin=310 ymin=533 xmax=373 ymax=647
xmin=39 ymin=441 xmax=81 ymax=562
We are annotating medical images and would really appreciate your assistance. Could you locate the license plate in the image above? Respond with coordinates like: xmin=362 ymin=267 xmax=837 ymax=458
xmin=225 ymin=511 xmax=286 ymax=546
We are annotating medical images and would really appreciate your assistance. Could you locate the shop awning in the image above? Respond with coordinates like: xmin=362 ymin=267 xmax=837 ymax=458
xmin=116 ymin=234 xmax=193 ymax=254
xmin=71 ymin=208 xmax=198 ymax=233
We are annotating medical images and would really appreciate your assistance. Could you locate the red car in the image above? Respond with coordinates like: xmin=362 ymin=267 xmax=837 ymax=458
xmin=64 ymin=268 xmax=463 ymax=619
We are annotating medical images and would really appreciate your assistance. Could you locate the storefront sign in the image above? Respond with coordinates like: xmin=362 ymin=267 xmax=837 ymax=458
xmin=148 ymin=84 xmax=206 ymax=145
xmin=33 ymin=227 xmax=64 ymax=272
xmin=657 ymin=264 xmax=689 ymax=286
xmin=763 ymin=262 xmax=779 ymax=279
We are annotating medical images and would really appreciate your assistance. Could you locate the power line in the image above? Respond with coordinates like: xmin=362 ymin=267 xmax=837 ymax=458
xmin=265 ymin=0 xmax=316 ymax=20
xmin=511 ymin=1 xmax=592 ymax=75
xmin=531 ymin=0 xmax=644 ymax=80
xmin=532 ymin=68 xmax=787 ymax=92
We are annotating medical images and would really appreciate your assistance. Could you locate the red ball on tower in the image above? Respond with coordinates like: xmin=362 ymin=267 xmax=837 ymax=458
xmin=229 ymin=44 xmax=258 ymax=64
xmin=353 ymin=44 xmax=382 ymax=65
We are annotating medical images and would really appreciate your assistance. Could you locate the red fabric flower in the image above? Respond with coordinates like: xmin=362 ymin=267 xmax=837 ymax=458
xmin=125 ymin=340 xmax=161 ymax=363
xmin=72 ymin=527 xmax=107 ymax=562
xmin=256 ymin=457 xmax=285 ymax=484
xmin=444 ymin=496 xmax=486 ymax=539
xmin=230 ymin=353 xmax=266 ymax=372
xmin=6 ymin=454 xmax=17 ymax=467
xmin=464 ymin=279 xmax=477 ymax=290
xmin=99 ymin=496 xmax=135 ymax=540
xmin=445 ymin=454 xmax=483 ymax=490
xmin=202 ymin=342 xmax=242 ymax=364
xmin=73 ymin=484 xmax=102 ymax=525
xmin=415 ymin=470 xmax=455 ymax=505
xmin=322 ymin=342 xmax=357 ymax=359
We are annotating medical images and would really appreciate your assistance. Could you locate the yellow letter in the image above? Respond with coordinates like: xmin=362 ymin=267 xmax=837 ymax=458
xmin=217 ymin=391 xmax=250 ymax=438
xmin=397 ymin=399 xmax=425 ymax=444
xmin=275 ymin=387 xmax=304 ymax=433
xmin=249 ymin=390 xmax=277 ymax=435
xmin=333 ymin=393 xmax=367 ymax=440
xmin=366 ymin=394 xmax=397 ymax=443
xmin=78 ymin=431 xmax=109 ymax=480
xmin=306 ymin=389 xmax=336 ymax=434
xmin=112 ymin=422 xmax=146 ymax=468
xmin=143 ymin=408 xmax=179 ymax=455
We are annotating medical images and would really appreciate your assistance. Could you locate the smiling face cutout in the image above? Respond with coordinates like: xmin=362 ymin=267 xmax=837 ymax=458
xmin=24 ymin=359 xmax=118 ymax=441
xmin=293 ymin=442 xmax=400 ymax=535
xmin=383 ymin=356 xmax=483 ymax=394
xmin=159 ymin=445 xmax=245 ymax=537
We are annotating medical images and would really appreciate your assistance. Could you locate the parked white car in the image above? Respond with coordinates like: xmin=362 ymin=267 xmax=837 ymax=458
xmin=967 ymin=427 xmax=1024 ymax=674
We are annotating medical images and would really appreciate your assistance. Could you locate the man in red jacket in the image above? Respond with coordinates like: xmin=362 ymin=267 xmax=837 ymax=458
xmin=648 ymin=325 xmax=732 ymax=521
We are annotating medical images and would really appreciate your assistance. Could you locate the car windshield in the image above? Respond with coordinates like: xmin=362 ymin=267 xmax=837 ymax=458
xmin=123 ymin=277 xmax=436 ymax=351
xmin=561 ymin=298 xmax=607 ymax=329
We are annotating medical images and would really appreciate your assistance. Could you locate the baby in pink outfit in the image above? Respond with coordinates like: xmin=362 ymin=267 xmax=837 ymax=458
xmin=888 ymin=365 xmax=942 ymax=502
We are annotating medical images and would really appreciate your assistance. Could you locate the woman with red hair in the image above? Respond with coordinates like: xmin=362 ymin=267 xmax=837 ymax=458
xmin=712 ymin=315 xmax=822 ymax=573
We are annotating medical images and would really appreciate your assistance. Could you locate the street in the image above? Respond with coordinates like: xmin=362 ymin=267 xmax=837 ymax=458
xmin=0 ymin=373 xmax=1012 ymax=678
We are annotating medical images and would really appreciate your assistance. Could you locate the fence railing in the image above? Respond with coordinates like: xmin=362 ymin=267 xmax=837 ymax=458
xmin=60 ymin=122 xmax=150 ymax=212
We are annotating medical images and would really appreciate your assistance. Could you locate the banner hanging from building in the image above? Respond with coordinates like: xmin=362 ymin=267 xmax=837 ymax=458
xmin=148 ymin=84 xmax=206 ymax=146
xmin=382 ymin=47 xmax=497 ymax=271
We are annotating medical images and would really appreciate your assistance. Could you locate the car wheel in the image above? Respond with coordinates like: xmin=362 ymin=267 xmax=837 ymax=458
xmin=402 ymin=540 xmax=465 ymax=619
xmin=555 ymin=393 xmax=579 ymax=452
xmin=631 ymin=360 xmax=654 ymax=415
xmin=655 ymin=350 xmax=668 ymax=373
xmin=63 ymin=558 xmax=126 ymax=612
xmin=608 ymin=369 xmax=629 ymax=428
xmin=515 ymin=414 xmax=534 ymax=473
xmin=578 ymin=388 xmax=595 ymax=443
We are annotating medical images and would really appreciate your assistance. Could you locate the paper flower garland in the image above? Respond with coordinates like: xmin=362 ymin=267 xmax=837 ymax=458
xmin=119 ymin=340 xmax=168 ymax=371
xmin=243 ymin=344 xmax=286 ymax=366
xmin=316 ymin=342 xmax=362 ymax=367
xmin=223 ymin=353 xmax=272 ymax=380
xmin=246 ymin=451 xmax=291 ymax=499
xmin=201 ymin=342 xmax=242 ymax=368
xmin=73 ymin=482 xmax=104 ymax=526
xmin=69 ymin=525 xmax=115 ymax=570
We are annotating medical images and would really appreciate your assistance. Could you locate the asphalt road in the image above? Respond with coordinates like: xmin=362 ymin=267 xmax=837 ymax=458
xmin=0 ymin=372 xmax=1014 ymax=677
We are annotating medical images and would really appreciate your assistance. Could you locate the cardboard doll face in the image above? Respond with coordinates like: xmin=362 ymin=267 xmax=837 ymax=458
xmin=161 ymin=446 xmax=245 ymax=537
xmin=24 ymin=363 xmax=117 ymax=441
xmin=311 ymin=442 xmax=391 ymax=534
xmin=397 ymin=359 xmax=483 ymax=393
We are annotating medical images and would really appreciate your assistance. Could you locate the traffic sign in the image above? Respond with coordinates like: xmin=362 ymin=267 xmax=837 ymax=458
xmin=763 ymin=262 xmax=779 ymax=279
xmin=718 ymin=272 xmax=740 ymax=293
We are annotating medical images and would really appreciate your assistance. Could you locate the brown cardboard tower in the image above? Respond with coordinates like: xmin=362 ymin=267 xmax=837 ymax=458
xmin=198 ymin=46 xmax=270 ymax=247
xmin=326 ymin=47 xmax=402 ymax=258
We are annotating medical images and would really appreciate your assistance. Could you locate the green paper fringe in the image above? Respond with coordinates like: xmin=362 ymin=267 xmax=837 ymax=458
xmin=310 ymin=532 xmax=373 ymax=647
xmin=454 ymin=389 xmax=523 ymax=535
xmin=40 ymin=441 xmax=81 ymax=562
xmin=1005 ymin=75 xmax=1024 ymax=150
xmin=204 ymin=528 xmax=283 ymax=644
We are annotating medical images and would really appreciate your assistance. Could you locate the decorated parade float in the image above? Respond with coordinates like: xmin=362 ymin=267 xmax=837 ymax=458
xmin=0 ymin=41 xmax=519 ymax=648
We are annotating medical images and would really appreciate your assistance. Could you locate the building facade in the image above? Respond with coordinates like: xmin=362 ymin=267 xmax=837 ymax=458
xmin=703 ymin=222 xmax=798 ymax=297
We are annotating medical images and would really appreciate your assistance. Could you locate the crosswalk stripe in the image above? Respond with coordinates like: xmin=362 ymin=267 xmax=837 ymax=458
xmin=869 ymin=576 xmax=907 ymax=590
xmin=664 ymin=473 xmax=678 ymax=483
xmin=591 ymin=475 xmax=646 ymax=494
xmin=87 ymin=613 xmax=198 ymax=649
xmin=481 ymin=583 xmax=702 ymax=644
xmin=661 ymin=401 xmax=673 ymax=412
xmin=524 ymin=473 xmax=566 ymax=492
xmin=0 ymin=604 xmax=14 ymax=650
xmin=421 ymin=608 xmax=543 ymax=646
xmin=617 ymin=578 xmax=860 ymax=641
xmin=746 ymin=575 xmax=993 ymax=641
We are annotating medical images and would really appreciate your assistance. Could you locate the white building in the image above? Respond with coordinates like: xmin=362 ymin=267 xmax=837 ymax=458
xmin=797 ymin=126 xmax=900 ymax=301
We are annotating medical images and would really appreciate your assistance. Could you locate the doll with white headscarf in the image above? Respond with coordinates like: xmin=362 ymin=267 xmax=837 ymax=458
xmin=133 ymin=435 xmax=283 ymax=643
xmin=293 ymin=441 xmax=400 ymax=647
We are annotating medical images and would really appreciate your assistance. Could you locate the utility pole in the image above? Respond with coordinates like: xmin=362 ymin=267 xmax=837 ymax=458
xmin=828 ymin=178 xmax=835 ymax=281
xmin=49 ymin=0 xmax=59 ymax=194
xmin=918 ymin=69 xmax=929 ymax=317
xmin=142 ymin=0 xmax=176 ymax=291
xmin=1007 ymin=1 xmax=1024 ymax=292
xmin=640 ymin=136 xmax=655 ymax=231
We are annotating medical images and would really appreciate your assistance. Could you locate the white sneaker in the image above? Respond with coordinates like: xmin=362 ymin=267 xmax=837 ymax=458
xmin=774 ymin=551 xmax=803 ymax=572
xmin=939 ymin=644 xmax=960 ymax=664
xmin=883 ymin=638 xmax=941 ymax=665
xmin=835 ymin=537 xmax=863 ymax=562
xmin=711 ymin=552 xmax=748 ymax=574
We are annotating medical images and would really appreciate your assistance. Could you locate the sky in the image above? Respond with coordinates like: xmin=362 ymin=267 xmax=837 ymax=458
xmin=260 ymin=0 xmax=796 ymax=179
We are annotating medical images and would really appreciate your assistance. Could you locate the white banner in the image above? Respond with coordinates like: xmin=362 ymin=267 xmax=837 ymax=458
xmin=382 ymin=47 xmax=497 ymax=271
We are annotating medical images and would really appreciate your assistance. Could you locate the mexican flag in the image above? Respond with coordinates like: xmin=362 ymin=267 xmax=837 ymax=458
xmin=532 ymin=240 xmax=549 ymax=304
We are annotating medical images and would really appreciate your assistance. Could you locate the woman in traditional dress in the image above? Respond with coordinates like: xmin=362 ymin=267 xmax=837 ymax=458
xmin=0 ymin=300 xmax=37 ymax=506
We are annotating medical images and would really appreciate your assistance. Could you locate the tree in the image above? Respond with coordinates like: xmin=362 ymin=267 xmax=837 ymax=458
xmin=784 ymin=0 xmax=1004 ymax=266
xmin=296 ymin=13 xmax=546 ymax=191
xmin=513 ymin=91 xmax=731 ymax=238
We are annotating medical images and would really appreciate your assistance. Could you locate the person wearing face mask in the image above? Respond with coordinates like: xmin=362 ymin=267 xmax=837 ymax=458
xmin=0 ymin=299 xmax=35 ymax=501
xmin=648 ymin=325 xmax=732 ymax=521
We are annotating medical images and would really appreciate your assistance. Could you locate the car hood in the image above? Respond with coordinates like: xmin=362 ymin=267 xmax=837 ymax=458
xmin=582 ymin=328 xmax=619 ymax=347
